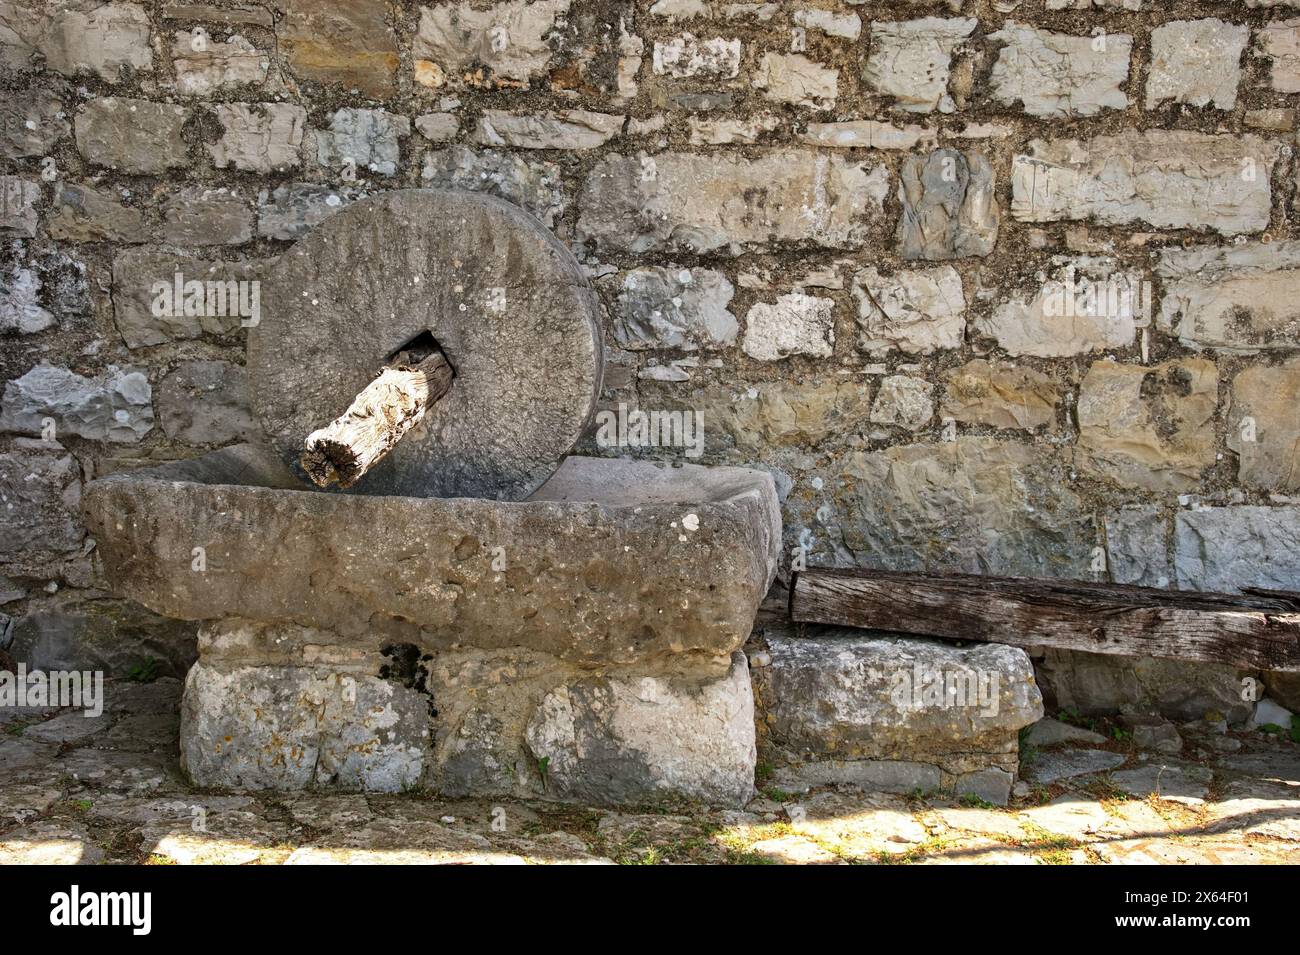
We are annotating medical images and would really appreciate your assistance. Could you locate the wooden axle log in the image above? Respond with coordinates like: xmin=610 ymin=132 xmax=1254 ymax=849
xmin=789 ymin=567 xmax=1300 ymax=672
xmin=301 ymin=349 xmax=453 ymax=489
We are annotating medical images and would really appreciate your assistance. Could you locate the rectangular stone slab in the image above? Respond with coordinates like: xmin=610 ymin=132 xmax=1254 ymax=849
xmin=82 ymin=447 xmax=780 ymax=665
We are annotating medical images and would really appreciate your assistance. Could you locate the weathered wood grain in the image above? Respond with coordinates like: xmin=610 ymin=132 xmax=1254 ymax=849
xmin=790 ymin=568 xmax=1300 ymax=671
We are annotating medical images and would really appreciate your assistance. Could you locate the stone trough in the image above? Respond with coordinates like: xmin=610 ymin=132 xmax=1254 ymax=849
xmin=82 ymin=190 xmax=781 ymax=806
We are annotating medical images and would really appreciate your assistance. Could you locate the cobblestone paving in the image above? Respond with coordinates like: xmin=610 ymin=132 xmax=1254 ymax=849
xmin=1 ymin=680 xmax=1297 ymax=865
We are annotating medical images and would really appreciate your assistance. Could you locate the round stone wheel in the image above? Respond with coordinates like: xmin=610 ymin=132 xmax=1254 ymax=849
xmin=248 ymin=190 xmax=603 ymax=500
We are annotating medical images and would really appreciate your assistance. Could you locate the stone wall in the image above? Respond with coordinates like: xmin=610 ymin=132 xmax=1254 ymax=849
xmin=3 ymin=1 xmax=1300 ymax=713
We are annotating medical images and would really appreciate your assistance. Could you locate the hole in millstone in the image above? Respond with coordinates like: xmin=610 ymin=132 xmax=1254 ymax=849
xmin=386 ymin=329 xmax=454 ymax=375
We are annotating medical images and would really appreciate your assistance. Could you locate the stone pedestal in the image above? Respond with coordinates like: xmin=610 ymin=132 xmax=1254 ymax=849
xmin=752 ymin=627 xmax=1044 ymax=805
xmin=84 ymin=448 xmax=781 ymax=807
xmin=182 ymin=620 xmax=755 ymax=804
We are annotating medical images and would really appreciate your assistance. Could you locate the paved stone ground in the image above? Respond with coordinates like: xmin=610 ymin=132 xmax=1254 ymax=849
xmin=1 ymin=679 xmax=1297 ymax=865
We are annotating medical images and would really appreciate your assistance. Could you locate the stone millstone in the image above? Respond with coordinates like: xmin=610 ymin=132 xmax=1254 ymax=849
xmin=248 ymin=189 xmax=602 ymax=500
